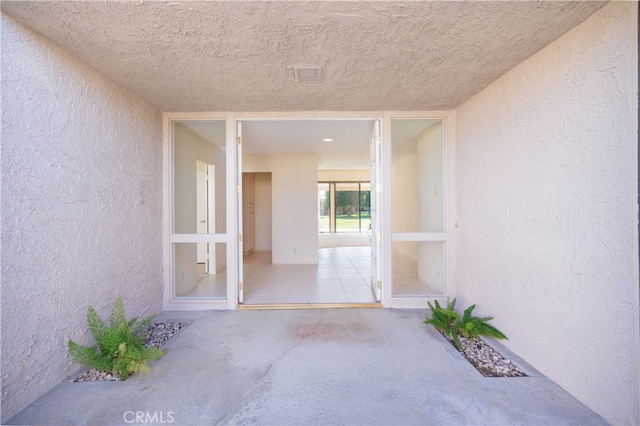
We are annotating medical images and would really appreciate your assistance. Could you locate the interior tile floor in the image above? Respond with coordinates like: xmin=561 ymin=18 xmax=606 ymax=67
xmin=182 ymin=264 xmax=227 ymax=298
xmin=182 ymin=234 xmax=440 ymax=300
xmin=243 ymin=247 xmax=377 ymax=304
xmin=392 ymin=254 xmax=431 ymax=296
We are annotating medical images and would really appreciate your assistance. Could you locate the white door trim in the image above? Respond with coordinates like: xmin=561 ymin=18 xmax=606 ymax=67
xmin=162 ymin=111 xmax=456 ymax=311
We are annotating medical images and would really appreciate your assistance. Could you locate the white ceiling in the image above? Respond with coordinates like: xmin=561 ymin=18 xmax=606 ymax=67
xmin=242 ymin=119 xmax=374 ymax=169
xmin=2 ymin=1 xmax=606 ymax=170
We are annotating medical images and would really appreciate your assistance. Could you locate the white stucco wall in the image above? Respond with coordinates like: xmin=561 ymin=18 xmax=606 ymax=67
xmin=1 ymin=14 xmax=163 ymax=421
xmin=455 ymin=2 xmax=638 ymax=424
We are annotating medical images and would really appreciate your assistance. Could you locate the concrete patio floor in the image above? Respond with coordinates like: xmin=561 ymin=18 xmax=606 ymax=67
xmin=8 ymin=308 xmax=606 ymax=425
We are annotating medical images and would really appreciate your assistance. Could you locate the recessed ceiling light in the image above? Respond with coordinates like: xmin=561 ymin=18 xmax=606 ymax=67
xmin=323 ymin=138 xmax=334 ymax=142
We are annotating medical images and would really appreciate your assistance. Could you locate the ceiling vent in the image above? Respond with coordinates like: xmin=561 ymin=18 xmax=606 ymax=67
xmin=293 ymin=65 xmax=322 ymax=81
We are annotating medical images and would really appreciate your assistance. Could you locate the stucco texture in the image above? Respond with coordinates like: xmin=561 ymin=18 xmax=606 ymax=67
xmin=1 ymin=15 xmax=163 ymax=421
xmin=0 ymin=1 xmax=606 ymax=111
xmin=455 ymin=2 xmax=638 ymax=425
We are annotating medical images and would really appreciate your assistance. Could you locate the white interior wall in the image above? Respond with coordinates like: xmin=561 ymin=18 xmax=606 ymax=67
xmin=318 ymin=169 xmax=370 ymax=181
xmin=1 ymin=14 xmax=163 ymax=421
xmin=254 ymin=172 xmax=272 ymax=251
xmin=417 ymin=122 xmax=444 ymax=233
xmin=417 ymin=242 xmax=444 ymax=294
xmin=416 ymin=123 xmax=445 ymax=293
xmin=173 ymin=123 xmax=222 ymax=233
xmin=244 ymin=153 xmax=319 ymax=264
xmin=196 ymin=161 xmax=208 ymax=262
xmin=392 ymin=144 xmax=418 ymax=259
xmin=391 ymin=145 xmax=418 ymax=235
xmin=454 ymin=3 xmax=638 ymax=424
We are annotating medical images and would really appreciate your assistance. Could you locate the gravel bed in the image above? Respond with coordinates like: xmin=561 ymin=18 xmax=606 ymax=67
xmin=140 ymin=321 xmax=191 ymax=349
xmin=72 ymin=321 xmax=190 ymax=382
xmin=443 ymin=334 xmax=526 ymax=377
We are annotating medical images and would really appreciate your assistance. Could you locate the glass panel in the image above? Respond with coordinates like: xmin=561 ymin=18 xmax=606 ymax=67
xmin=172 ymin=120 xmax=226 ymax=234
xmin=318 ymin=183 xmax=330 ymax=233
xmin=391 ymin=120 xmax=444 ymax=233
xmin=335 ymin=182 xmax=362 ymax=233
xmin=392 ymin=241 xmax=445 ymax=296
xmin=174 ymin=242 xmax=227 ymax=298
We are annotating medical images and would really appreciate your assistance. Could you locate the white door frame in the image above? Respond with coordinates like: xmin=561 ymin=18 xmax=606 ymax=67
xmin=206 ymin=164 xmax=216 ymax=274
xmin=162 ymin=111 xmax=455 ymax=311
xmin=381 ymin=112 xmax=455 ymax=308
xmin=370 ymin=119 xmax=382 ymax=302
xmin=161 ymin=112 xmax=231 ymax=311
xmin=236 ymin=121 xmax=244 ymax=304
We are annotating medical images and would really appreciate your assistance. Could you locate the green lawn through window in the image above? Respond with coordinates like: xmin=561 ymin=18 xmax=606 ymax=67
xmin=319 ymin=214 xmax=371 ymax=232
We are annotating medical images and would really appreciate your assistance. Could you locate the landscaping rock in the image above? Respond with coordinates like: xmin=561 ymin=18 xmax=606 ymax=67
xmin=454 ymin=335 xmax=526 ymax=377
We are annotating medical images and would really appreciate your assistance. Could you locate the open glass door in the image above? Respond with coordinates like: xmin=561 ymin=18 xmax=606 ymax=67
xmin=370 ymin=120 xmax=382 ymax=302
xmin=236 ymin=121 xmax=244 ymax=304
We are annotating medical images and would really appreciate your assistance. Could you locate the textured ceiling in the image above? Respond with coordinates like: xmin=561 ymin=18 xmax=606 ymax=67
xmin=2 ymin=1 xmax=606 ymax=112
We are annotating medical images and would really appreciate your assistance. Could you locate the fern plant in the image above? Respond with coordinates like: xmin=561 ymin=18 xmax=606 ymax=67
xmin=424 ymin=299 xmax=459 ymax=336
xmin=424 ymin=298 xmax=507 ymax=350
xmin=458 ymin=304 xmax=508 ymax=341
xmin=68 ymin=295 xmax=163 ymax=379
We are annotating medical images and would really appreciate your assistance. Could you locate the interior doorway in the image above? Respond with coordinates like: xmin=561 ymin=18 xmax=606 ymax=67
xmin=238 ymin=118 xmax=381 ymax=306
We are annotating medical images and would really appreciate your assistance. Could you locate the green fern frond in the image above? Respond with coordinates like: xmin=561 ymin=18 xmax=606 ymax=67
xmin=424 ymin=299 xmax=460 ymax=337
xmin=86 ymin=307 xmax=106 ymax=343
xmin=109 ymin=295 xmax=127 ymax=329
xmin=474 ymin=322 xmax=508 ymax=340
xmin=129 ymin=315 xmax=154 ymax=339
xmin=146 ymin=346 xmax=164 ymax=361
xmin=447 ymin=298 xmax=457 ymax=311
xmin=450 ymin=332 xmax=462 ymax=349
xmin=68 ymin=340 xmax=113 ymax=372
xmin=68 ymin=340 xmax=100 ymax=367
xmin=462 ymin=304 xmax=475 ymax=323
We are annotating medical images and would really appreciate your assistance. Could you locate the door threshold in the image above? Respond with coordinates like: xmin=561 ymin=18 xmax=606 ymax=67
xmin=238 ymin=303 xmax=382 ymax=310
